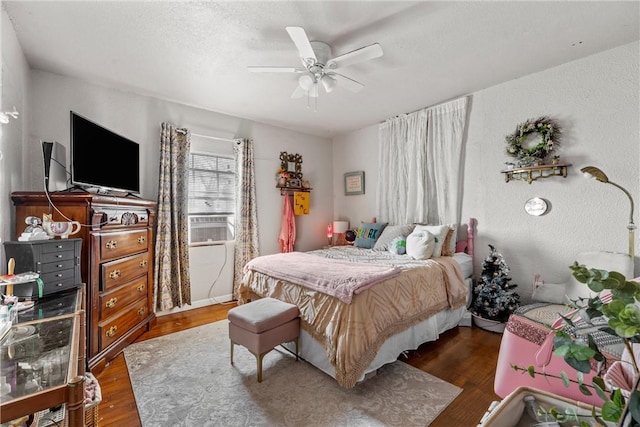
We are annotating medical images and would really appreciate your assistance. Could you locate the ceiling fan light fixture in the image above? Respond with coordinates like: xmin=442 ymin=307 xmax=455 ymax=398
xmin=321 ymin=75 xmax=337 ymax=93
xmin=298 ymin=74 xmax=314 ymax=91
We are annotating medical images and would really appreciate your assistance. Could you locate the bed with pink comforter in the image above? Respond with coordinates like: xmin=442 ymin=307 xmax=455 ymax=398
xmin=239 ymin=244 xmax=471 ymax=388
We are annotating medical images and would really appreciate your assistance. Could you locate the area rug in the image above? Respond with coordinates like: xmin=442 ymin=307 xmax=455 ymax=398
xmin=124 ymin=320 xmax=462 ymax=426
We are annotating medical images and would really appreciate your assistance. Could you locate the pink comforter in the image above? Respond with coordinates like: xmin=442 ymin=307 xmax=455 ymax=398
xmin=245 ymin=252 xmax=401 ymax=304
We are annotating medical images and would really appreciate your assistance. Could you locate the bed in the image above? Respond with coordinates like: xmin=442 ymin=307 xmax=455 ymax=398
xmin=238 ymin=218 xmax=477 ymax=388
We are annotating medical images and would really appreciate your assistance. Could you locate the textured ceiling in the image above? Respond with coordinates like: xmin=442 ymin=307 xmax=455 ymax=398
xmin=4 ymin=1 xmax=639 ymax=138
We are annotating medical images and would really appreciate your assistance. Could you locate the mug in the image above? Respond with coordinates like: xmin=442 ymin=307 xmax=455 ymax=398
xmin=43 ymin=221 xmax=82 ymax=239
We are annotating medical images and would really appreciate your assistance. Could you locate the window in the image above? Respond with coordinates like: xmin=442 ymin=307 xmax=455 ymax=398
xmin=187 ymin=152 xmax=235 ymax=244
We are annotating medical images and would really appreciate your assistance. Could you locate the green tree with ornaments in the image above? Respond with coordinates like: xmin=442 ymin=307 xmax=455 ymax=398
xmin=471 ymin=244 xmax=521 ymax=323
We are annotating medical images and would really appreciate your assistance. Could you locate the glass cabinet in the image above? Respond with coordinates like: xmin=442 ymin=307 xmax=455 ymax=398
xmin=0 ymin=286 xmax=86 ymax=426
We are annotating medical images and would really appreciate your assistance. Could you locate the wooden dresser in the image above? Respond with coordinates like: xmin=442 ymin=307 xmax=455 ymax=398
xmin=11 ymin=191 xmax=157 ymax=373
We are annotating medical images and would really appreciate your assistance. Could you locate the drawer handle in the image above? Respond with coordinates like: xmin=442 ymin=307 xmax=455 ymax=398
xmin=105 ymin=297 xmax=118 ymax=308
xmin=105 ymin=240 xmax=118 ymax=249
xmin=109 ymin=270 xmax=121 ymax=279
xmin=56 ymin=273 xmax=63 ymax=278
xmin=56 ymin=254 xmax=63 ymax=259
xmin=105 ymin=325 xmax=118 ymax=338
xmin=137 ymin=236 xmax=146 ymax=244
xmin=137 ymin=307 xmax=145 ymax=316
xmin=137 ymin=284 xmax=145 ymax=292
xmin=56 ymin=264 xmax=63 ymax=268
xmin=139 ymin=260 xmax=148 ymax=268
xmin=56 ymin=283 xmax=63 ymax=287
xmin=56 ymin=244 xmax=63 ymax=249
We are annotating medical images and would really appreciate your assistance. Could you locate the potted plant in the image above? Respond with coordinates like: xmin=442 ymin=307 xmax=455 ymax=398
xmin=470 ymin=245 xmax=521 ymax=332
xmin=513 ymin=263 xmax=640 ymax=426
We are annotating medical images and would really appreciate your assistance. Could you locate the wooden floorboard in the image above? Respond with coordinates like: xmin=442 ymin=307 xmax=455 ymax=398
xmin=94 ymin=303 xmax=503 ymax=426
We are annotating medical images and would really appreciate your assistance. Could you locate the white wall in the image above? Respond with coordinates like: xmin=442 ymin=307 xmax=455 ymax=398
xmin=333 ymin=41 xmax=639 ymax=302
xmin=0 ymin=7 xmax=31 ymax=269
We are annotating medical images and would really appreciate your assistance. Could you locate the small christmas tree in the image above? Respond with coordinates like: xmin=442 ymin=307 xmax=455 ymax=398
xmin=471 ymin=244 xmax=520 ymax=323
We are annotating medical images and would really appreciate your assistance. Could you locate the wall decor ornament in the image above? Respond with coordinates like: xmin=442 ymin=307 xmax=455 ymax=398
xmin=505 ymin=116 xmax=562 ymax=165
xmin=344 ymin=171 xmax=365 ymax=195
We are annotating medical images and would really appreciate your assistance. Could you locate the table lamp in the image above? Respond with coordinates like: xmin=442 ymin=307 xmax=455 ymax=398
xmin=327 ymin=223 xmax=333 ymax=246
xmin=332 ymin=221 xmax=349 ymax=246
xmin=581 ymin=166 xmax=636 ymax=258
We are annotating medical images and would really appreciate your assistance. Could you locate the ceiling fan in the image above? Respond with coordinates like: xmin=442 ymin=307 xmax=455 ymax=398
xmin=248 ymin=27 xmax=383 ymax=102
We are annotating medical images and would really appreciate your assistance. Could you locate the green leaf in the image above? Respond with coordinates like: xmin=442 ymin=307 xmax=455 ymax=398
xmin=527 ymin=366 xmax=535 ymax=378
xmin=578 ymin=383 xmax=592 ymax=396
xmin=560 ymin=371 xmax=570 ymax=387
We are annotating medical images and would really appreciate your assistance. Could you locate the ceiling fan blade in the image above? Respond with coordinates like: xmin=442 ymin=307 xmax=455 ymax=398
xmin=247 ymin=66 xmax=305 ymax=73
xmin=286 ymin=26 xmax=316 ymax=64
xmin=325 ymin=43 xmax=383 ymax=70
xmin=331 ymin=72 xmax=365 ymax=93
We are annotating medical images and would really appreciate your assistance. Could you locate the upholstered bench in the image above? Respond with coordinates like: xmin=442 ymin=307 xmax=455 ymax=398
xmin=228 ymin=297 xmax=300 ymax=382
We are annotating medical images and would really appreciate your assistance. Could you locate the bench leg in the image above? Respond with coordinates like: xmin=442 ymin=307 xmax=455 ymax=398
xmin=257 ymin=352 xmax=264 ymax=382
xmin=295 ymin=338 xmax=299 ymax=361
xmin=230 ymin=340 xmax=234 ymax=364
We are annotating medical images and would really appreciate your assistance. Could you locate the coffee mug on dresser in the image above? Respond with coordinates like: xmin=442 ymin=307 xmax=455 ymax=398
xmin=43 ymin=220 xmax=82 ymax=239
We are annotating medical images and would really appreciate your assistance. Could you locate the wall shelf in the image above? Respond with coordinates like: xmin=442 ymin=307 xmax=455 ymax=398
xmin=501 ymin=163 xmax=571 ymax=184
xmin=277 ymin=185 xmax=312 ymax=196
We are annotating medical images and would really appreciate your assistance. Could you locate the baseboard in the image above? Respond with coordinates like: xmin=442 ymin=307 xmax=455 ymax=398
xmin=156 ymin=293 xmax=234 ymax=317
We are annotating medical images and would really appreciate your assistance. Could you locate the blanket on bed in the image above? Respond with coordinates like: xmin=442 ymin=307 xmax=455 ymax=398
xmin=240 ymin=248 xmax=469 ymax=388
xmin=245 ymin=252 xmax=401 ymax=304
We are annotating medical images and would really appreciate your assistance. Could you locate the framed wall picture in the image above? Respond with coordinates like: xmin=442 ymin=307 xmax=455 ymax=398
xmin=344 ymin=171 xmax=365 ymax=195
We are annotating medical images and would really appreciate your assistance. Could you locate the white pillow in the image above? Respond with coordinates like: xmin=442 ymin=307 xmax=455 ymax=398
xmin=412 ymin=224 xmax=450 ymax=257
xmin=406 ymin=229 xmax=436 ymax=260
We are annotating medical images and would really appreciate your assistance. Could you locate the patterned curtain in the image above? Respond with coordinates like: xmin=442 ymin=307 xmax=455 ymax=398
xmin=153 ymin=122 xmax=191 ymax=311
xmin=233 ymin=138 xmax=259 ymax=299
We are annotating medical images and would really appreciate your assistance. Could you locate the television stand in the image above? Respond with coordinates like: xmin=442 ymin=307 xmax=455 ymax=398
xmin=57 ymin=185 xmax=90 ymax=193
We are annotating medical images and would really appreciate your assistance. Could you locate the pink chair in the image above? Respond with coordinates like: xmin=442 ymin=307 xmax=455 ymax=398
xmin=493 ymin=251 xmax=634 ymax=406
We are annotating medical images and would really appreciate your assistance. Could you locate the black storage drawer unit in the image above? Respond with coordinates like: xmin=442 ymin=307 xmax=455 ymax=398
xmin=3 ymin=239 xmax=82 ymax=297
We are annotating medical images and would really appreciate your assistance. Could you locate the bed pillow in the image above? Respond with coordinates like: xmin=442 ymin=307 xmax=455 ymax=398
xmin=354 ymin=222 xmax=388 ymax=249
xmin=388 ymin=236 xmax=407 ymax=255
xmin=412 ymin=224 xmax=450 ymax=257
xmin=441 ymin=226 xmax=456 ymax=257
xmin=406 ymin=229 xmax=436 ymax=260
xmin=372 ymin=224 xmax=415 ymax=251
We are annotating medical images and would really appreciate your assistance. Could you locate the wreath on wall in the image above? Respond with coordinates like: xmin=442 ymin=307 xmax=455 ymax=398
xmin=505 ymin=116 xmax=562 ymax=163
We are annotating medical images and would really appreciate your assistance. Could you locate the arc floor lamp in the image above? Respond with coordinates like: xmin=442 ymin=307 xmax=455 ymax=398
xmin=581 ymin=166 xmax=636 ymax=258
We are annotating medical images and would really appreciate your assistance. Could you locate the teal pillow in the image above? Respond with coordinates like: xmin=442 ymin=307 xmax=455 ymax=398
xmin=354 ymin=222 xmax=388 ymax=249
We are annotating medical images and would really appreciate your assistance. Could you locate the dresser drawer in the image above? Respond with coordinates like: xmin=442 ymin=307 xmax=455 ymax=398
xmin=39 ymin=258 xmax=76 ymax=274
xmin=101 ymin=252 xmax=150 ymax=292
xmin=99 ymin=276 xmax=147 ymax=321
xmin=98 ymin=298 xmax=148 ymax=350
xmin=99 ymin=230 xmax=149 ymax=262
xmin=40 ymin=240 xmax=78 ymax=253
xmin=39 ymin=250 xmax=75 ymax=264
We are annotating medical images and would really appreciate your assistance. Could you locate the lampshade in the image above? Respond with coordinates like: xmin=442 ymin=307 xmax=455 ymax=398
xmin=298 ymin=75 xmax=314 ymax=91
xmin=321 ymin=75 xmax=337 ymax=93
xmin=333 ymin=221 xmax=349 ymax=234
xmin=581 ymin=166 xmax=609 ymax=183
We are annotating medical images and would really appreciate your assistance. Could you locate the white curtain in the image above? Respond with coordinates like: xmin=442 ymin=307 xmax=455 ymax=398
xmin=376 ymin=97 xmax=468 ymax=225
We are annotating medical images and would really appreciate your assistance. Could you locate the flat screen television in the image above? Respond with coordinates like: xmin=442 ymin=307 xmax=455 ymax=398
xmin=70 ymin=111 xmax=140 ymax=194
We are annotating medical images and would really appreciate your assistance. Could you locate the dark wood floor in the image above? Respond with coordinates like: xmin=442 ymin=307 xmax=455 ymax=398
xmin=93 ymin=303 xmax=503 ymax=427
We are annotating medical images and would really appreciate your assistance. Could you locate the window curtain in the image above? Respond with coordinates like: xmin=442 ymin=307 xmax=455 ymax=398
xmin=154 ymin=122 xmax=191 ymax=311
xmin=376 ymin=97 xmax=468 ymax=225
xmin=233 ymin=138 xmax=259 ymax=299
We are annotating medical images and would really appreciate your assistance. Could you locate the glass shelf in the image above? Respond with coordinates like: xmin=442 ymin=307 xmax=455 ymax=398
xmin=0 ymin=287 xmax=85 ymax=426
xmin=501 ymin=163 xmax=571 ymax=184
